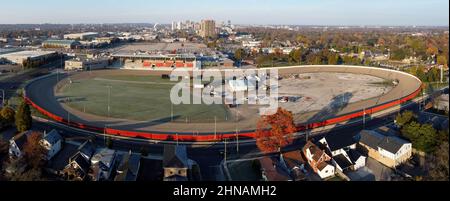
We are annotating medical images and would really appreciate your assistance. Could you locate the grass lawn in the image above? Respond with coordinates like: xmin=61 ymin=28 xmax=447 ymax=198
xmin=60 ymin=74 xmax=232 ymax=122
xmin=228 ymin=160 xmax=262 ymax=181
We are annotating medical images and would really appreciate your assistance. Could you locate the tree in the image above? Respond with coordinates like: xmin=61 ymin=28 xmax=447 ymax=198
xmin=401 ymin=122 xmax=438 ymax=153
xmin=256 ymin=107 xmax=297 ymax=153
xmin=234 ymin=48 xmax=246 ymax=61
xmin=1 ymin=106 xmax=15 ymax=125
xmin=437 ymin=55 xmax=448 ymax=67
xmin=427 ymin=142 xmax=449 ymax=181
xmin=15 ymin=99 xmax=32 ymax=132
xmin=395 ymin=111 xmax=416 ymax=128
xmin=23 ymin=132 xmax=47 ymax=169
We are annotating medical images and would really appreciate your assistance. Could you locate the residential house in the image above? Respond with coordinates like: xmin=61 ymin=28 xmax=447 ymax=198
xmin=40 ymin=129 xmax=63 ymax=160
xmin=62 ymin=140 xmax=95 ymax=181
xmin=319 ymin=134 xmax=366 ymax=171
xmin=163 ymin=145 xmax=190 ymax=181
xmin=302 ymin=141 xmax=335 ymax=179
xmin=8 ymin=131 xmax=31 ymax=159
xmin=259 ymin=156 xmax=292 ymax=181
xmin=90 ymin=148 xmax=118 ymax=181
xmin=281 ymin=151 xmax=307 ymax=181
xmin=64 ymin=152 xmax=91 ymax=181
xmin=115 ymin=151 xmax=141 ymax=181
xmin=359 ymin=130 xmax=412 ymax=168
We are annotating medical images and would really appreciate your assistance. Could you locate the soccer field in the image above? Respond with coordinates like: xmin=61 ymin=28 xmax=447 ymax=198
xmin=59 ymin=74 xmax=232 ymax=122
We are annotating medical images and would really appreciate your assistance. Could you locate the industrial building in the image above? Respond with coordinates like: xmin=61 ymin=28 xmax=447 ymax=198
xmin=200 ymin=20 xmax=216 ymax=38
xmin=64 ymin=32 xmax=99 ymax=40
xmin=42 ymin=40 xmax=80 ymax=49
xmin=65 ymin=56 xmax=110 ymax=71
xmin=0 ymin=50 xmax=58 ymax=66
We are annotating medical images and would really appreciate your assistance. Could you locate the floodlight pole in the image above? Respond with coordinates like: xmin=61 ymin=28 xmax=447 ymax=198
xmin=106 ymin=85 xmax=112 ymax=117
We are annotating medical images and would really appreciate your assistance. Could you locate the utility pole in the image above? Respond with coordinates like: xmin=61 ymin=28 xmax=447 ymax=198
xmin=224 ymin=138 xmax=227 ymax=164
xmin=214 ymin=116 xmax=217 ymax=140
xmin=236 ymin=128 xmax=239 ymax=154
xmin=363 ymin=107 xmax=366 ymax=129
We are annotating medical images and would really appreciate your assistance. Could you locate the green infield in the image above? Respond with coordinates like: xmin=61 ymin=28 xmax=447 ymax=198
xmin=59 ymin=74 xmax=232 ymax=123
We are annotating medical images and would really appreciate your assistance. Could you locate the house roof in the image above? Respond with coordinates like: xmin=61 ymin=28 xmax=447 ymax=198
xmin=115 ymin=152 xmax=141 ymax=181
xmin=282 ymin=151 xmax=305 ymax=169
xmin=418 ymin=112 xmax=449 ymax=131
xmin=77 ymin=140 xmax=95 ymax=160
xmin=70 ymin=152 xmax=90 ymax=173
xmin=378 ymin=136 xmax=410 ymax=154
xmin=91 ymin=148 xmax=116 ymax=170
xmin=360 ymin=130 xmax=410 ymax=154
xmin=303 ymin=141 xmax=325 ymax=161
xmin=348 ymin=149 xmax=365 ymax=163
xmin=43 ymin=129 xmax=63 ymax=145
xmin=259 ymin=157 xmax=292 ymax=181
xmin=333 ymin=154 xmax=353 ymax=170
xmin=321 ymin=133 xmax=358 ymax=152
xmin=359 ymin=130 xmax=384 ymax=150
xmin=10 ymin=131 xmax=31 ymax=151
xmin=163 ymin=145 xmax=188 ymax=168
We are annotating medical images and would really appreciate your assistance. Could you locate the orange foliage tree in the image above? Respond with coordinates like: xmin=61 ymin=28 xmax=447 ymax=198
xmin=256 ymin=107 xmax=297 ymax=153
xmin=23 ymin=132 xmax=48 ymax=169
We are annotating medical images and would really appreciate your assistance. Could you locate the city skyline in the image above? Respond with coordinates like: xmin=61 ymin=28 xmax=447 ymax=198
xmin=0 ymin=0 xmax=448 ymax=26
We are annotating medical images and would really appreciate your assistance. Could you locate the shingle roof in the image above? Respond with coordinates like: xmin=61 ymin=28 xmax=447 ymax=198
xmin=359 ymin=130 xmax=411 ymax=154
xmin=333 ymin=154 xmax=353 ymax=170
xmin=359 ymin=130 xmax=384 ymax=150
xmin=10 ymin=131 xmax=30 ymax=151
xmin=43 ymin=129 xmax=63 ymax=145
xmin=316 ymin=161 xmax=332 ymax=171
xmin=378 ymin=136 xmax=410 ymax=154
xmin=259 ymin=157 xmax=292 ymax=181
xmin=303 ymin=141 xmax=325 ymax=161
xmin=163 ymin=145 xmax=188 ymax=168
xmin=321 ymin=133 xmax=358 ymax=151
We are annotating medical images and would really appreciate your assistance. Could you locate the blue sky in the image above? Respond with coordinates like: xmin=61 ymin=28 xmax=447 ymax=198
xmin=0 ymin=0 xmax=448 ymax=25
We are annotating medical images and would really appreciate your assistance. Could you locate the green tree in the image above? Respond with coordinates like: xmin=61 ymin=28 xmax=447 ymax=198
xmin=401 ymin=122 xmax=438 ymax=153
xmin=15 ymin=100 xmax=32 ymax=132
xmin=395 ymin=111 xmax=416 ymax=127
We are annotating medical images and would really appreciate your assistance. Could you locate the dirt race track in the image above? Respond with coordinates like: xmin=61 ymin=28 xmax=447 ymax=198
xmin=24 ymin=65 xmax=422 ymax=141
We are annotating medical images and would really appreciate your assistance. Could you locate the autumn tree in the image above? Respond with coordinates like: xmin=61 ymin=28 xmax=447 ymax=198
xmin=1 ymin=106 xmax=15 ymax=126
xmin=256 ymin=107 xmax=297 ymax=153
xmin=23 ymin=132 xmax=48 ymax=169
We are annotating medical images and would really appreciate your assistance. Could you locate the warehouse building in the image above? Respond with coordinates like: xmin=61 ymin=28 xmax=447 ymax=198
xmin=64 ymin=32 xmax=99 ymax=40
xmin=0 ymin=50 xmax=58 ymax=66
xmin=42 ymin=40 xmax=80 ymax=49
